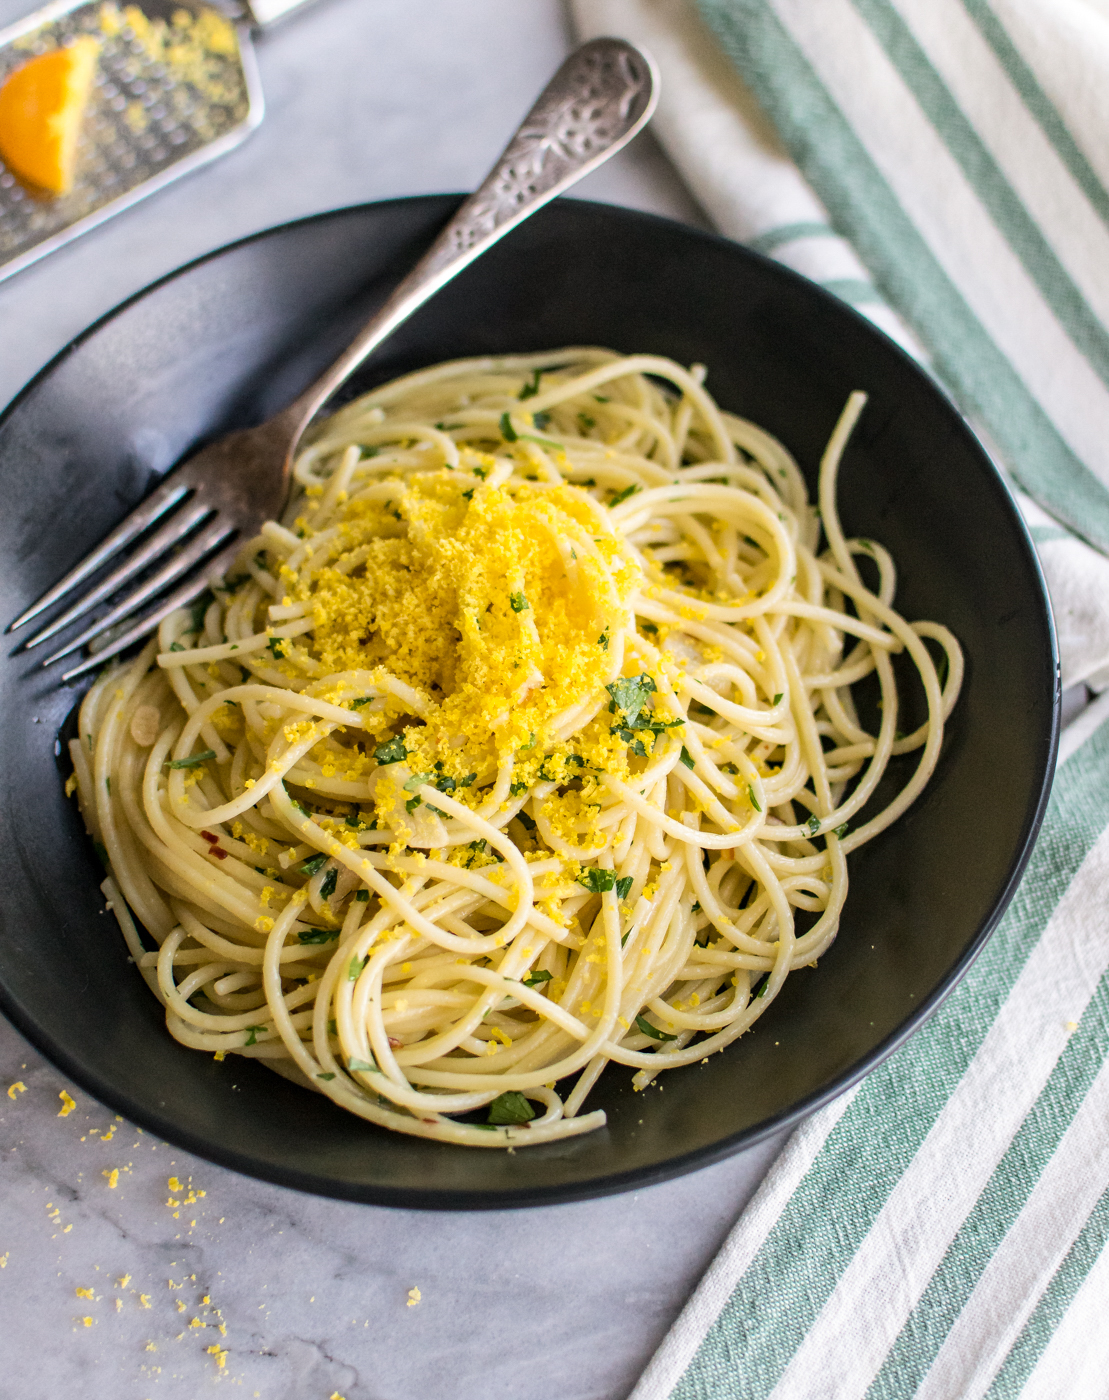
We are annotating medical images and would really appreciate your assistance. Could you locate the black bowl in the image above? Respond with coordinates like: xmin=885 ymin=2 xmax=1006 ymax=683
xmin=0 ymin=196 xmax=1057 ymax=1208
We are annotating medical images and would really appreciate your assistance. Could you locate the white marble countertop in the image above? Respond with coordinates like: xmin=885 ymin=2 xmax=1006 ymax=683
xmin=0 ymin=4 xmax=788 ymax=1396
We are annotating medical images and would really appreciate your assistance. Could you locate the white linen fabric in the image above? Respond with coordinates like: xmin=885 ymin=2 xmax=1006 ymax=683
xmin=569 ymin=2 xmax=1109 ymax=1395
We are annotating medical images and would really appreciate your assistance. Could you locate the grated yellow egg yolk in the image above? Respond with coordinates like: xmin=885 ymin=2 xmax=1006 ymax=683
xmin=287 ymin=471 xmax=640 ymax=784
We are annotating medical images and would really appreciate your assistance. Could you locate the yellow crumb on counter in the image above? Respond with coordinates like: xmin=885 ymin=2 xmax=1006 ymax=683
xmin=102 ymin=1167 xmax=119 ymax=1189
xmin=6 ymin=1081 xmax=26 ymax=1099
xmin=406 ymin=1285 xmax=422 ymax=1307
xmin=57 ymin=1089 xmax=76 ymax=1116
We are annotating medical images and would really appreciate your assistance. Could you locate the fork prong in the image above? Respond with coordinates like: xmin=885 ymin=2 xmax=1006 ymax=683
xmin=20 ymin=499 xmax=215 ymax=652
xmin=42 ymin=519 xmax=239 ymax=667
xmin=7 ymin=476 xmax=192 ymax=635
xmin=59 ymin=539 xmax=246 ymax=683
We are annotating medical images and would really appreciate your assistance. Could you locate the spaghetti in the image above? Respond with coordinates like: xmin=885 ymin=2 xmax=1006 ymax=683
xmin=70 ymin=349 xmax=962 ymax=1147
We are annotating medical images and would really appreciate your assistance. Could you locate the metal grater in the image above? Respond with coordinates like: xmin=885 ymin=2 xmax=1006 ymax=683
xmin=0 ymin=0 xmax=311 ymax=282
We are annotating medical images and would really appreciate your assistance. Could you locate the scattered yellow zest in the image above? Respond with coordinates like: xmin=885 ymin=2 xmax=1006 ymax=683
xmin=0 ymin=36 xmax=99 ymax=194
xmin=206 ymin=1345 xmax=228 ymax=1369
xmin=0 ymin=1253 xmax=8 ymax=1268
xmin=75 ymin=1286 xmax=95 ymax=1299
xmin=139 ymin=1295 xmax=151 ymax=1309
xmin=117 ymin=1274 xmax=131 ymax=1288
xmin=81 ymin=1315 xmax=94 ymax=1327
xmin=167 ymin=1176 xmax=182 ymax=1192
xmin=213 ymin=1050 xmax=225 ymax=1061
xmin=6 ymin=1081 xmax=26 ymax=1099
xmin=406 ymin=1285 xmax=422 ymax=1307
xmin=57 ymin=1090 xmax=76 ymax=1117
xmin=102 ymin=1168 xmax=119 ymax=1189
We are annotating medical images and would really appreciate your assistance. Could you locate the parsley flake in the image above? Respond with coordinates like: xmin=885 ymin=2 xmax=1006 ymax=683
xmin=167 ymin=749 xmax=216 ymax=770
xmin=374 ymin=737 xmax=408 ymax=766
xmin=679 ymin=747 xmax=695 ymax=770
xmin=299 ymin=853 xmax=328 ymax=876
xmin=348 ymin=956 xmax=368 ymax=982
xmin=578 ymin=868 xmax=616 ymax=894
xmin=615 ymin=875 xmax=634 ymax=901
xmin=748 ymin=784 xmax=763 ymax=813
xmin=518 ymin=369 xmax=542 ymax=399
xmin=635 ymin=1013 xmax=676 ymax=1042
xmin=608 ymin=483 xmax=641 ymax=508
xmin=499 ymin=411 xmax=518 ymax=442
xmin=297 ymin=927 xmax=338 ymax=945
xmin=522 ymin=969 xmax=552 ymax=988
xmin=509 ymin=591 xmax=530 ymax=613
xmin=487 ymin=1091 xmax=535 ymax=1125
xmin=319 ymin=868 xmax=338 ymax=899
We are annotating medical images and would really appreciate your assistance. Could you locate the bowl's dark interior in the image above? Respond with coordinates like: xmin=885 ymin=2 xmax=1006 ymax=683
xmin=0 ymin=197 xmax=1056 ymax=1207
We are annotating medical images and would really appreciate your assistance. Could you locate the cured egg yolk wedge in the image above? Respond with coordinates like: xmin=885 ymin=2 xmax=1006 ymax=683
xmin=0 ymin=37 xmax=99 ymax=194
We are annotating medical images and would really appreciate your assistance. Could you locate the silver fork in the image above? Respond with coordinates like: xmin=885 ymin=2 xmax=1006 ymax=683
xmin=9 ymin=37 xmax=657 ymax=682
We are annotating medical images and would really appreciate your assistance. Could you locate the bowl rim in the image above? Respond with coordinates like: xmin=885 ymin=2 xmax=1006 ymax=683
xmin=0 ymin=194 xmax=1061 ymax=1209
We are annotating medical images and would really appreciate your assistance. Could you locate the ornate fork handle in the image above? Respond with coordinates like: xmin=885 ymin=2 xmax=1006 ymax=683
xmin=290 ymin=38 xmax=657 ymax=425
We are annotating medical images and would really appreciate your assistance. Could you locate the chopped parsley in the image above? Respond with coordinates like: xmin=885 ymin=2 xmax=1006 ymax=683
xmin=298 ymin=927 xmax=338 ymax=944
xmin=348 ymin=956 xmax=368 ymax=981
xmin=806 ymin=814 xmax=821 ymax=836
xmin=754 ymin=976 xmax=769 ymax=999
xmin=615 ymin=875 xmax=634 ymax=901
xmin=522 ymin=969 xmax=552 ymax=988
xmin=349 ymin=1058 xmax=377 ymax=1073
xmin=461 ymin=488 xmax=474 ymax=500
xmin=317 ymin=1072 xmax=336 ymax=1081
xmin=319 ymin=868 xmax=338 ymax=899
xmin=267 ymin=636 xmax=287 ymax=660
xmin=833 ymin=823 xmax=850 ymax=840
xmin=374 ymin=736 xmax=408 ymax=765
xmin=515 ymin=809 xmax=536 ymax=831
xmin=640 ymin=621 xmax=658 ymax=636
xmin=351 ymin=696 xmax=373 ymax=708
xmin=608 ymin=482 xmax=641 ymax=508
xmin=244 ymin=1025 xmax=265 ymax=1046
xmin=509 ymin=781 xmax=528 ymax=797
xmin=509 ymin=591 xmax=530 ymax=613
xmin=487 ymin=1091 xmax=535 ymax=1125
xmin=518 ymin=368 xmax=542 ymax=399
xmin=355 ymin=889 xmax=370 ymax=902
xmin=598 ymin=628 xmax=610 ymax=650
xmin=773 ymin=692 xmax=783 ymax=705
xmin=748 ymin=784 xmax=763 ymax=813
xmin=299 ymin=853 xmax=328 ymax=875
xmin=169 ymin=641 xmax=186 ymax=653
xmin=532 ymin=410 xmax=551 ymax=430
xmin=167 ymin=749 xmax=216 ymax=770
xmin=578 ymin=413 xmax=595 ymax=430
xmin=679 ymin=747 xmax=695 ymax=770
xmin=606 ymin=673 xmax=656 ymax=724
xmin=499 ymin=411 xmax=518 ymax=441
xmin=405 ymin=795 xmax=422 ymax=814
xmin=635 ymin=1013 xmax=676 ymax=1042
xmin=403 ymin=772 xmax=435 ymax=792
xmin=578 ymin=867 xmax=616 ymax=894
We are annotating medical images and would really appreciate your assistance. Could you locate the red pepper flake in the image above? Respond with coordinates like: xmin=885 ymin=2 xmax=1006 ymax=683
xmin=210 ymin=848 xmax=228 ymax=860
xmin=201 ymin=831 xmax=219 ymax=843
xmin=388 ymin=1037 xmax=402 ymax=1049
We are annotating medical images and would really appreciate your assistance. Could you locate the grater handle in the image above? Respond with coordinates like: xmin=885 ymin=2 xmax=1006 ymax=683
xmin=285 ymin=37 xmax=659 ymax=431
xmin=243 ymin=0 xmax=317 ymax=28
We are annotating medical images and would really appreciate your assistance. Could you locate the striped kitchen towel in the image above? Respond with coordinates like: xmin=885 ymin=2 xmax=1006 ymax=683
xmin=566 ymin=1 xmax=1109 ymax=1395
xmin=572 ymin=0 xmax=1109 ymax=694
